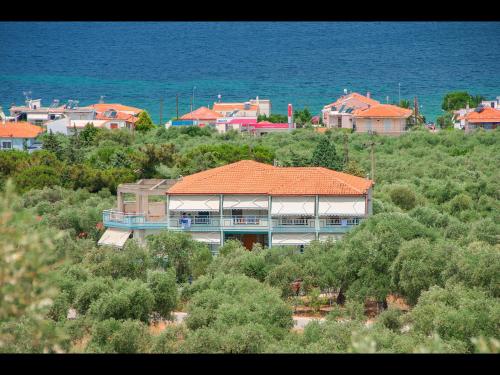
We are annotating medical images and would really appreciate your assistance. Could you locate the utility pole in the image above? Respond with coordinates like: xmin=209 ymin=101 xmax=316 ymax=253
xmin=414 ymin=96 xmax=419 ymax=124
xmin=370 ymin=141 xmax=375 ymax=182
xmin=363 ymin=137 xmax=377 ymax=182
xmin=190 ymin=86 xmax=196 ymax=113
xmin=176 ymin=94 xmax=179 ymax=120
xmin=159 ymin=97 xmax=164 ymax=125
xmin=343 ymin=132 xmax=349 ymax=165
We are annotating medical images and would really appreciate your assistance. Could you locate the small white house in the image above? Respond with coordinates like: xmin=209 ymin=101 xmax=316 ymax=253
xmin=0 ymin=121 xmax=43 ymax=151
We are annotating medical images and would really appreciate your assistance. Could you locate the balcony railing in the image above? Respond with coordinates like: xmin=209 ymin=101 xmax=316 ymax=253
xmin=103 ymin=210 xmax=363 ymax=233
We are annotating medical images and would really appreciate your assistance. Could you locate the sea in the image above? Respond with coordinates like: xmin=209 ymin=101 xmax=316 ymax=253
xmin=1 ymin=22 xmax=499 ymax=123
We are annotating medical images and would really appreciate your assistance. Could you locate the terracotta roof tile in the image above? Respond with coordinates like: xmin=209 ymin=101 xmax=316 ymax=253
xmin=465 ymin=107 xmax=500 ymax=123
xmin=325 ymin=92 xmax=380 ymax=109
xmin=96 ymin=112 xmax=138 ymax=123
xmin=0 ymin=122 xmax=44 ymax=138
xmin=90 ymin=103 xmax=143 ymax=114
xmin=181 ymin=107 xmax=224 ymax=120
xmin=213 ymin=103 xmax=259 ymax=112
xmin=353 ymin=104 xmax=413 ymax=118
xmin=167 ymin=160 xmax=373 ymax=196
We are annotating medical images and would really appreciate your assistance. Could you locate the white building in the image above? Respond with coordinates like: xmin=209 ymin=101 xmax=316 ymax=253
xmin=99 ymin=160 xmax=374 ymax=253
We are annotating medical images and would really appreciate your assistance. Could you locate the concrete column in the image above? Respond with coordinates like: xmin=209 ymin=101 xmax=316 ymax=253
xmin=315 ymin=195 xmax=320 ymax=240
xmin=166 ymin=195 xmax=170 ymax=229
xmin=135 ymin=192 xmax=141 ymax=213
xmin=268 ymin=195 xmax=272 ymax=248
xmin=134 ymin=229 xmax=146 ymax=247
xmin=117 ymin=191 xmax=124 ymax=212
xmin=219 ymin=194 xmax=224 ymax=246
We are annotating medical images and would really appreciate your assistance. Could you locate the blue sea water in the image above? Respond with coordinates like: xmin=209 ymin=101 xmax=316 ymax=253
xmin=1 ymin=22 xmax=499 ymax=123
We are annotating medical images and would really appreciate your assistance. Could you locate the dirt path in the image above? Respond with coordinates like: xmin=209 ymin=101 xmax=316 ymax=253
xmin=170 ymin=311 xmax=325 ymax=330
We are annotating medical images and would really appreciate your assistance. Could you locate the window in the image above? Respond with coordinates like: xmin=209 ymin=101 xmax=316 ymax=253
xmin=326 ymin=217 xmax=341 ymax=226
xmin=347 ymin=218 xmax=361 ymax=225
xmin=2 ymin=141 xmax=12 ymax=149
xmin=110 ymin=123 xmax=118 ymax=129
xmin=366 ymin=119 xmax=372 ymax=132
xmin=337 ymin=117 xmax=342 ymax=128
xmin=384 ymin=119 xmax=392 ymax=132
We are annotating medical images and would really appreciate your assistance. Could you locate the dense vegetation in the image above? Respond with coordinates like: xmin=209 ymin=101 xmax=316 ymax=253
xmin=0 ymin=121 xmax=498 ymax=353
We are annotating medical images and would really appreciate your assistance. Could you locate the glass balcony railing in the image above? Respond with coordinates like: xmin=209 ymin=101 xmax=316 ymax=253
xmin=103 ymin=210 xmax=363 ymax=233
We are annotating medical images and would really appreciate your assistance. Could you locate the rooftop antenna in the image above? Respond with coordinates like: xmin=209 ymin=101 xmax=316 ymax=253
xmin=217 ymin=93 xmax=222 ymax=103
xmin=23 ymin=90 xmax=32 ymax=103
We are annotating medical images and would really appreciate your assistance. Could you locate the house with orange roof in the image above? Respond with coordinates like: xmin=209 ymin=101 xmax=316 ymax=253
xmin=178 ymin=106 xmax=224 ymax=128
xmin=100 ymin=160 xmax=374 ymax=251
xmin=463 ymin=106 xmax=500 ymax=133
xmin=212 ymin=96 xmax=271 ymax=118
xmin=322 ymin=92 xmax=380 ymax=129
xmin=353 ymin=104 xmax=413 ymax=136
xmin=0 ymin=121 xmax=44 ymax=151
xmin=45 ymin=101 xmax=143 ymax=134
xmin=90 ymin=103 xmax=143 ymax=116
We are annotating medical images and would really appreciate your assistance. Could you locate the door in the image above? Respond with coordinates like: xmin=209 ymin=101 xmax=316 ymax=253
xmin=242 ymin=234 xmax=257 ymax=250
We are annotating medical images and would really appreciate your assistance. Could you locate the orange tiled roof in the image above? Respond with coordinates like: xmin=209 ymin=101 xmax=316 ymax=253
xmin=181 ymin=107 xmax=223 ymax=120
xmin=167 ymin=160 xmax=373 ymax=196
xmin=353 ymin=104 xmax=413 ymax=118
xmin=96 ymin=111 xmax=138 ymax=123
xmin=325 ymin=92 xmax=380 ymax=109
xmin=0 ymin=122 xmax=44 ymax=138
xmin=213 ymin=103 xmax=259 ymax=112
xmin=90 ymin=103 xmax=143 ymax=114
xmin=465 ymin=107 xmax=500 ymax=123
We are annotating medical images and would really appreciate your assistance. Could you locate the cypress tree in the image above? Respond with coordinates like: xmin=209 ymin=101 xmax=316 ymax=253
xmin=310 ymin=136 xmax=343 ymax=171
xmin=42 ymin=130 xmax=63 ymax=158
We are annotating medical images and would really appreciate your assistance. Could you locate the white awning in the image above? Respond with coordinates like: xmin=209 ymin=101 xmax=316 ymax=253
xmin=169 ymin=195 xmax=220 ymax=212
xmin=98 ymin=228 xmax=132 ymax=248
xmin=27 ymin=113 xmax=48 ymax=120
xmin=318 ymin=233 xmax=343 ymax=242
xmin=318 ymin=197 xmax=366 ymax=216
xmin=190 ymin=232 xmax=221 ymax=244
xmin=223 ymin=195 xmax=268 ymax=209
xmin=271 ymin=196 xmax=315 ymax=216
xmin=272 ymin=233 xmax=315 ymax=246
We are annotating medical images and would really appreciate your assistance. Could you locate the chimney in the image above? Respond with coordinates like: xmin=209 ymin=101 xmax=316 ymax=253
xmin=366 ymin=92 xmax=371 ymax=99
xmin=466 ymin=102 xmax=470 ymax=110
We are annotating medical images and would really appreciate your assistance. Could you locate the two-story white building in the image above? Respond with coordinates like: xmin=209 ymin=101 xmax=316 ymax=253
xmin=99 ymin=160 xmax=374 ymax=254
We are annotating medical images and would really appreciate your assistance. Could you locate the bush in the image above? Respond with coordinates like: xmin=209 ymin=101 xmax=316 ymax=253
xmin=87 ymin=319 xmax=151 ymax=353
xmin=409 ymin=284 xmax=500 ymax=352
xmin=147 ymin=269 xmax=178 ymax=319
xmin=389 ymin=185 xmax=417 ymax=211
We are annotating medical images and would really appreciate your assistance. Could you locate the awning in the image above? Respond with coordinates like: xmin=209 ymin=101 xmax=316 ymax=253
xmin=271 ymin=196 xmax=315 ymax=216
xmin=272 ymin=233 xmax=315 ymax=246
xmin=98 ymin=228 xmax=132 ymax=248
xmin=190 ymin=232 xmax=221 ymax=244
xmin=318 ymin=233 xmax=343 ymax=242
xmin=318 ymin=197 xmax=366 ymax=216
xmin=223 ymin=195 xmax=268 ymax=210
xmin=169 ymin=195 xmax=220 ymax=212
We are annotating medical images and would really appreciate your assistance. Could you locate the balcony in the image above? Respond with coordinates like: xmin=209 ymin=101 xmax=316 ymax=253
xmin=103 ymin=210 xmax=363 ymax=234
xmin=271 ymin=217 xmax=316 ymax=233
